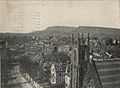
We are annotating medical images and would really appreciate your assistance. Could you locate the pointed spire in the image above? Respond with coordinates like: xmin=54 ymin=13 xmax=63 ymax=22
xmin=71 ymin=33 xmax=74 ymax=45
xmin=88 ymin=33 xmax=90 ymax=46
xmin=81 ymin=33 xmax=84 ymax=45
xmin=78 ymin=33 xmax=80 ymax=46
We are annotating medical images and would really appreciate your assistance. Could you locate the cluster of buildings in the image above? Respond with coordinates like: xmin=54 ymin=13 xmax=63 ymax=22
xmin=43 ymin=33 xmax=120 ymax=88
xmin=1 ymin=33 xmax=120 ymax=88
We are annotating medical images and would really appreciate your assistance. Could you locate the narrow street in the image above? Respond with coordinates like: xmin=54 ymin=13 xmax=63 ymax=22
xmin=2 ymin=60 xmax=42 ymax=88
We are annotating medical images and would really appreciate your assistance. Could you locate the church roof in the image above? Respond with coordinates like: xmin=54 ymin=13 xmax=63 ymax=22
xmin=94 ymin=59 xmax=120 ymax=88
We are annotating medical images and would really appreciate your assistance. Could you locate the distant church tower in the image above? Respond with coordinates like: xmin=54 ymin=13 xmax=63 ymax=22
xmin=71 ymin=33 xmax=90 ymax=88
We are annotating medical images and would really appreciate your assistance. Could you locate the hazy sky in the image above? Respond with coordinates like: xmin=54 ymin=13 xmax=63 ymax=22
xmin=0 ymin=0 xmax=120 ymax=33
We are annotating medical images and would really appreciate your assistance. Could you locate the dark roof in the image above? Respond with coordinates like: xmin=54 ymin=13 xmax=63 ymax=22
xmin=52 ymin=63 xmax=66 ymax=72
xmin=94 ymin=59 xmax=120 ymax=88
xmin=45 ymin=51 xmax=69 ymax=63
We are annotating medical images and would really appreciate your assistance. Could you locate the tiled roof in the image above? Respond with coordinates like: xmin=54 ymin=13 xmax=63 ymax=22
xmin=94 ymin=59 xmax=120 ymax=88
xmin=45 ymin=51 xmax=69 ymax=63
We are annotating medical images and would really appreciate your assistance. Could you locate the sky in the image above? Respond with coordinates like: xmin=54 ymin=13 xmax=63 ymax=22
xmin=0 ymin=0 xmax=120 ymax=33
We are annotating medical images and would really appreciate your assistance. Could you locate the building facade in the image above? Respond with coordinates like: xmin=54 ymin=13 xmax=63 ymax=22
xmin=50 ymin=63 xmax=66 ymax=85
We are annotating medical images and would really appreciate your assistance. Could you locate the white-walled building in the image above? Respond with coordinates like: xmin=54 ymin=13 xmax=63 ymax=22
xmin=50 ymin=63 xmax=66 ymax=85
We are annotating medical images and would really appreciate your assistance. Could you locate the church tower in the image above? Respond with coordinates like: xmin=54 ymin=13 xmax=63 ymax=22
xmin=71 ymin=33 xmax=90 ymax=88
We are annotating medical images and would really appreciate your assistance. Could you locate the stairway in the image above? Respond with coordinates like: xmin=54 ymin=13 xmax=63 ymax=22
xmin=94 ymin=59 xmax=120 ymax=88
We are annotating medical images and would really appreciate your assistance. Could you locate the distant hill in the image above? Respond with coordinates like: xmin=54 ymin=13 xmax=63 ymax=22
xmin=0 ymin=26 xmax=120 ymax=39
xmin=31 ymin=26 xmax=120 ymax=38
xmin=78 ymin=26 xmax=120 ymax=35
xmin=45 ymin=26 xmax=77 ymax=32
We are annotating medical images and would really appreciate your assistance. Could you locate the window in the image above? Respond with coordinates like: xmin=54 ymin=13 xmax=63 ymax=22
xmin=51 ymin=74 xmax=55 ymax=78
xmin=52 ymin=68 xmax=55 ymax=72
xmin=65 ymin=83 xmax=68 ymax=88
xmin=59 ymin=67 xmax=62 ymax=71
xmin=80 ymin=49 xmax=85 ymax=61
xmin=52 ymin=79 xmax=54 ymax=82
xmin=63 ymin=73 xmax=65 ymax=76
xmin=59 ymin=78 xmax=62 ymax=83
xmin=59 ymin=73 xmax=62 ymax=76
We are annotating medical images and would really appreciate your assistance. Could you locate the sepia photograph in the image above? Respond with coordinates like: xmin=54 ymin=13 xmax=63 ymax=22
xmin=0 ymin=0 xmax=120 ymax=88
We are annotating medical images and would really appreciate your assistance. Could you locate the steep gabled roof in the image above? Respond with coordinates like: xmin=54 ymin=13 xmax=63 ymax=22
xmin=84 ymin=59 xmax=120 ymax=88
xmin=94 ymin=59 xmax=120 ymax=88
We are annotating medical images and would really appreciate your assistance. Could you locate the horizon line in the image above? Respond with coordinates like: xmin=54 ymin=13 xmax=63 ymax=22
xmin=0 ymin=25 xmax=120 ymax=34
